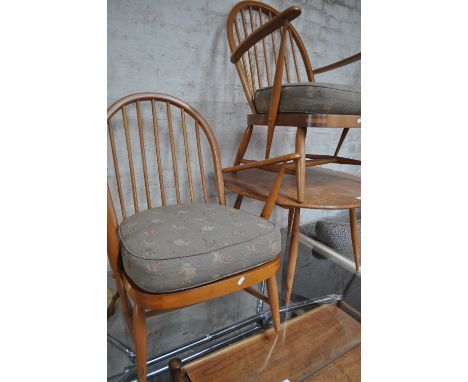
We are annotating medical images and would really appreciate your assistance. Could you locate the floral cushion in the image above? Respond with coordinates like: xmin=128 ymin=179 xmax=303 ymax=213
xmin=254 ymin=82 xmax=360 ymax=115
xmin=118 ymin=204 xmax=280 ymax=293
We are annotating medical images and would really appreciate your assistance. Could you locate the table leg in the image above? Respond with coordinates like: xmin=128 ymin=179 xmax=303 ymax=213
xmin=287 ymin=208 xmax=295 ymax=236
xmin=349 ymin=208 xmax=360 ymax=272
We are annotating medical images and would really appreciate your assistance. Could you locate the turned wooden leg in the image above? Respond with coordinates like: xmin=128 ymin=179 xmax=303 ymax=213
xmin=287 ymin=208 xmax=295 ymax=236
xmin=295 ymin=127 xmax=307 ymax=203
xmin=169 ymin=358 xmax=184 ymax=382
xmin=133 ymin=305 xmax=147 ymax=382
xmin=234 ymin=194 xmax=243 ymax=209
xmin=115 ymin=281 xmax=133 ymax=338
xmin=349 ymin=208 xmax=360 ymax=272
xmin=234 ymin=125 xmax=253 ymax=166
xmin=285 ymin=208 xmax=301 ymax=305
xmin=266 ymin=274 xmax=281 ymax=332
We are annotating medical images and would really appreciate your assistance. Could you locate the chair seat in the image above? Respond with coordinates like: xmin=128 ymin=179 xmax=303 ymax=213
xmin=118 ymin=204 xmax=280 ymax=293
xmin=254 ymin=82 xmax=360 ymax=115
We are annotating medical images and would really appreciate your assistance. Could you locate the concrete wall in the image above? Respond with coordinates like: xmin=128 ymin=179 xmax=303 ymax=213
xmin=108 ymin=0 xmax=360 ymax=227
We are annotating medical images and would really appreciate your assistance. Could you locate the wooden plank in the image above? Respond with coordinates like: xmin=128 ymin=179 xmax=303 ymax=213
xmin=185 ymin=304 xmax=360 ymax=382
xmin=303 ymin=344 xmax=361 ymax=382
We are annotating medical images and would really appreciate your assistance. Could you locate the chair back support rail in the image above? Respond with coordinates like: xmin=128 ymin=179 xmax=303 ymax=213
xmin=227 ymin=1 xmax=314 ymax=113
xmin=107 ymin=92 xmax=227 ymax=335
xmin=227 ymin=1 xmax=361 ymax=191
xmin=107 ymin=92 xmax=300 ymax=380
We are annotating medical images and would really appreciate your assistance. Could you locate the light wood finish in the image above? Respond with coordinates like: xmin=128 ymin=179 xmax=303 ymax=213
xmin=108 ymin=93 xmax=295 ymax=381
xmin=120 ymin=257 xmax=280 ymax=312
xmin=285 ymin=208 xmax=300 ymax=305
xmin=287 ymin=208 xmax=294 ymax=235
xmin=223 ymin=167 xmax=361 ymax=210
xmin=244 ymin=286 xmax=270 ymax=303
xmin=183 ymin=303 xmax=361 ymax=382
xmin=151 ymin=100 xmax=166 ymax=206
xmin=239 ymin=155 xmax=360 ymax=172
xmin=230 ymin=6 xmax=301 ymax=65
xmin=223 ymin=152 xmax=300 ymax=173
xmin=195 ymin=120 xmax=208 ymax=203
xmin=314 ymin=52 xmax=361 ymax=74
xmin=295 ymin=126 xmax=307 ymax=203
xmin=266 ymin=275 xmax=280 ymax=332
xmin=349 ymin=208 xmax=361 ymax=272
xmin=108 ymin=119 xmax=127 ymax=218
xmin=136 ymin=101 xmax=151 ymax=209
xmin=227 ymin=2 xmax=361 ymax=303
xmin=228 ymin=1 xmax=360 ymax=169
xmin=265 ymin=20 xmax=288 ymax=159
xmin=234 ymin=125 xmax=253 ymax=166
xmin=122 ymin=106 xmax=139 ymax=213
xmin=133 ymin=305 xmax=147 ymax=382
xmin=247 ymin=113 xmax=361 ymax=128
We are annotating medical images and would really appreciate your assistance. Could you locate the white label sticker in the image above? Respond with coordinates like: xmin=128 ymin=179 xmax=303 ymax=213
xmin=237 ymin=276 xmax=245 ymax=286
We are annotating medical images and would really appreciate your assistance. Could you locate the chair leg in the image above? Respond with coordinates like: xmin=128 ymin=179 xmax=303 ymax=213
xmin=295 ymin=127 xmax=307 ymax=203
xmin=234 ymin=125 xmax=253 ymax=166
xmin=285 ymin=208 xmax=301 ymax=305
xmin=266 ymin=274 xmax=281 ymax=332
xmin=133 ymin=304 xmax=147 ymax=382
xmin=233 ymin=194 xmax=243 ymax=209
xmin=287 ymin=208 xmax=295 ymax=236
xmin=349 ymin=208 xmax=360 ymax=272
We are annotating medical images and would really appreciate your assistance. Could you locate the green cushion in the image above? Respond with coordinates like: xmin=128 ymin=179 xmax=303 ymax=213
xmin=118 ymin=204 xmax=280 ymax=293
xmin=254 ymin=82 xmax=360 ymax=115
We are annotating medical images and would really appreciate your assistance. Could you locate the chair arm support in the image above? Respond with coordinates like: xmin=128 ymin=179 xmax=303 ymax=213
xmin=222 ymin=153 xmax=301 ymax=173
xmin=230 ymin=6 xmax=302 ymax=63
xmin=313 ymin=52 xmax=361 ymax=74
xmin=223 ymin=154 xmax=301 ymax=219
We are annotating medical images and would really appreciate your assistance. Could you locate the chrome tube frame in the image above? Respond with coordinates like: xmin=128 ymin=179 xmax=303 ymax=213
xmin=255 ymin=280 xmax=266 ymax=314
xmin=108 ymin=294 xmax=342 ymax=381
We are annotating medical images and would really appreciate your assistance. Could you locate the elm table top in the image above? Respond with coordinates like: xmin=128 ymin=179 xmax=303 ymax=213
xmin=223 ymin=167 xmax=361 ymax=210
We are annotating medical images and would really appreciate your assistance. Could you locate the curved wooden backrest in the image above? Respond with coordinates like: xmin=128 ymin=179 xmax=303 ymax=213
xmin=108 ymin=93 xmax=225 ymax=225
xmin=227 ymin=1 xmax=314 ymax=112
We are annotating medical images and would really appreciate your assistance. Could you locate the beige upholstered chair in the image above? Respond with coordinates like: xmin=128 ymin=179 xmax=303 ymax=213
xmin=107 ymin=92 xmax=301 ymax=381
xmin=224 ymin=1 xmax=361 ymax=304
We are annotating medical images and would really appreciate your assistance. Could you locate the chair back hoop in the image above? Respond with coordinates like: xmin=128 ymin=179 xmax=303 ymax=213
xmin=227 ymin=1 xmax=314 ymax=112
xmin=107 ymin=93 xmax=226 ymax=302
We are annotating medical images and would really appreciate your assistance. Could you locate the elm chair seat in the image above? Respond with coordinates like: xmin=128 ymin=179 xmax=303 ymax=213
xmin=119 ymin=204 xmax=281 ymax=293
xmin=254 ymin=82 xmax=361 ymax=115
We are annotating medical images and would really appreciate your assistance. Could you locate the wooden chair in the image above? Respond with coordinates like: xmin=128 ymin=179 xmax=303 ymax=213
xmin=107 ymin=93 xmax=301 ymax=381
xmin=225 ymin=1 xmax=361 ymax=303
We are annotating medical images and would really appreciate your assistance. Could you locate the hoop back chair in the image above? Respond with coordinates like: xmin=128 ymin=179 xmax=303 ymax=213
xmin=108 ymin=93 xmax=300 ymax=381
xmin=225 ymin=2 xmax=361 ymax=303
xmin=227 ymin=1 xmax=361 ymax=203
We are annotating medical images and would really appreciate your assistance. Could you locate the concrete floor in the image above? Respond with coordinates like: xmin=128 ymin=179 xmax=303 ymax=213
xmin=107 ymin=229 xmax=361 ymax=381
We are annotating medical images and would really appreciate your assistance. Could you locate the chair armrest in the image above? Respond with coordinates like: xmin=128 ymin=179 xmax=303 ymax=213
xmin=223 ymin=153 xmax=301 ymax=219
xmin=313 ymin=52 xmax=361 ymax=74
xmin=222 ymin=153 xmax=301 ymax=173
xmin=230 ymin=7 xmax=302 ymax=63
